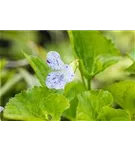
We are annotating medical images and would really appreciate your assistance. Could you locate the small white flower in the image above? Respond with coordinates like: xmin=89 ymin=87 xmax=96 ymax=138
xmin=46 ymin=51 xmax=74 ymax=89
xmin=0 ymin=106 xmax=4 ymax=113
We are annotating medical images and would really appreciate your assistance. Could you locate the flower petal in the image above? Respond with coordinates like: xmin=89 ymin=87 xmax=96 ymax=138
xmin=46 ymin=51 xmax=64 ymax=70
xmin=46 ymin=71 xmax=67 ymax=89
xmin=64 ymin=65 xmax=74 ymax=82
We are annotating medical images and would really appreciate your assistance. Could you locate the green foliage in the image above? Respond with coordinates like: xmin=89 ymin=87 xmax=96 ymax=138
xmin=3 ymin=87 xmax=69 ymax=121
xmin=76 ymin=90 xmax=113 ymax=121
xmin=107 ymin=81 xmax=135 ymax=116
xmin=0 ymin=59 xmax=8 ymax=84
xmin=129 ymin=48 xmax=135 ymax=61
xmin=2 ymin=30 xmax=135 ymax=121
xmin=23 ymin=52 xmax=50 ymax=86
xmin=64 ymin=81 xmax=86 ymax=101
xmin=126 ymin=48 xmax=135 ymax=74
xmin=68 ymin=31 xmax=120 ymax=79
xmin=0 ymin=31 xmax=37 ymax=59
xmin=63 ymin=81 xmax=85 ymax=120
xmin=0 ymin=59 xmax=7 ymax=70
xmin=98 ymin=106 xmax=130 ymax=121
xmin=126 ymin=62 xmax=135 ymax=74
xmin=0 ymin=59 xmax=23 ymax=101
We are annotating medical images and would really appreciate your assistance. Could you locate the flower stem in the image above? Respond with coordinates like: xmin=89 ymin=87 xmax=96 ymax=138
xmin=87 ymin=79 xmax=91 ymax=90
xmin=80 ymin=70 xmax=87 ymax=89
xmin=78 ymin=60 xmax=87 ymax=89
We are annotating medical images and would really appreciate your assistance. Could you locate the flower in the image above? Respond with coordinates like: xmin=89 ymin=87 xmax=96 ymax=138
xmin=0 ymin=106 xmax=4 ymax=113
xmin=46 ymin=51 xmax=64 ymax=70
xmin=46 ymin=51 xmax=74 ymax=89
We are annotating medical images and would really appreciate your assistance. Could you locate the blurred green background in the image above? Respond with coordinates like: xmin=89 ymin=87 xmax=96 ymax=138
xmin=0 ymin=30 xmax=135 ymax=109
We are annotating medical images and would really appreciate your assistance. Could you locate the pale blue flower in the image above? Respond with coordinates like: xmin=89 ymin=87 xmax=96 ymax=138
xmin=0 ymin=106 xmax=4 ymax=113
xmin=46 ymin=51 xmax=74 ymax=89
xmin=46 ymin=51 xmax=64 ymax=70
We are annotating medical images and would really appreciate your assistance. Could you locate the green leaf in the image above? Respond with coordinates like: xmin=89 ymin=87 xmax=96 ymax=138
xmin=68 ymin=31 xmax=120 ymax=78
xmin=111 ymin=117 xmax=128 ymax=121
xmin=64 ymin=81 xmax=86 ymax=101
xmin=76 ymin=90 xmax=113 ymax=121
xmin=63 ymin=81 xmax=85 ymax=120
xmin=107 ymin=81 xmax=135 ymax=116
xmin=129 ymin=48 xmax=135 ymax=61
xmin=126 ymin=62 xmax=135 ymax=74
xmin=63 ymin=97 xmax=78 ymax=121
xmin=23 ymin=52 xmax=50 ymax=86
xmin=92 ymin=54 xmax=121 ymax=76
xmin=3 ymin=87 xmax=70 ymax=121
xmin=98 ymin=106 xmax=130 ymax=121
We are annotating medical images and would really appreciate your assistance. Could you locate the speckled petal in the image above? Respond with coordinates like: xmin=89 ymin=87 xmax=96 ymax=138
xmin=64 ymin=65 xmax=75 ymax=82
xmin=46 ymin=71 xmax=67 ymax=89
xmin=46 ymin=51 xmax=64 ymax=70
